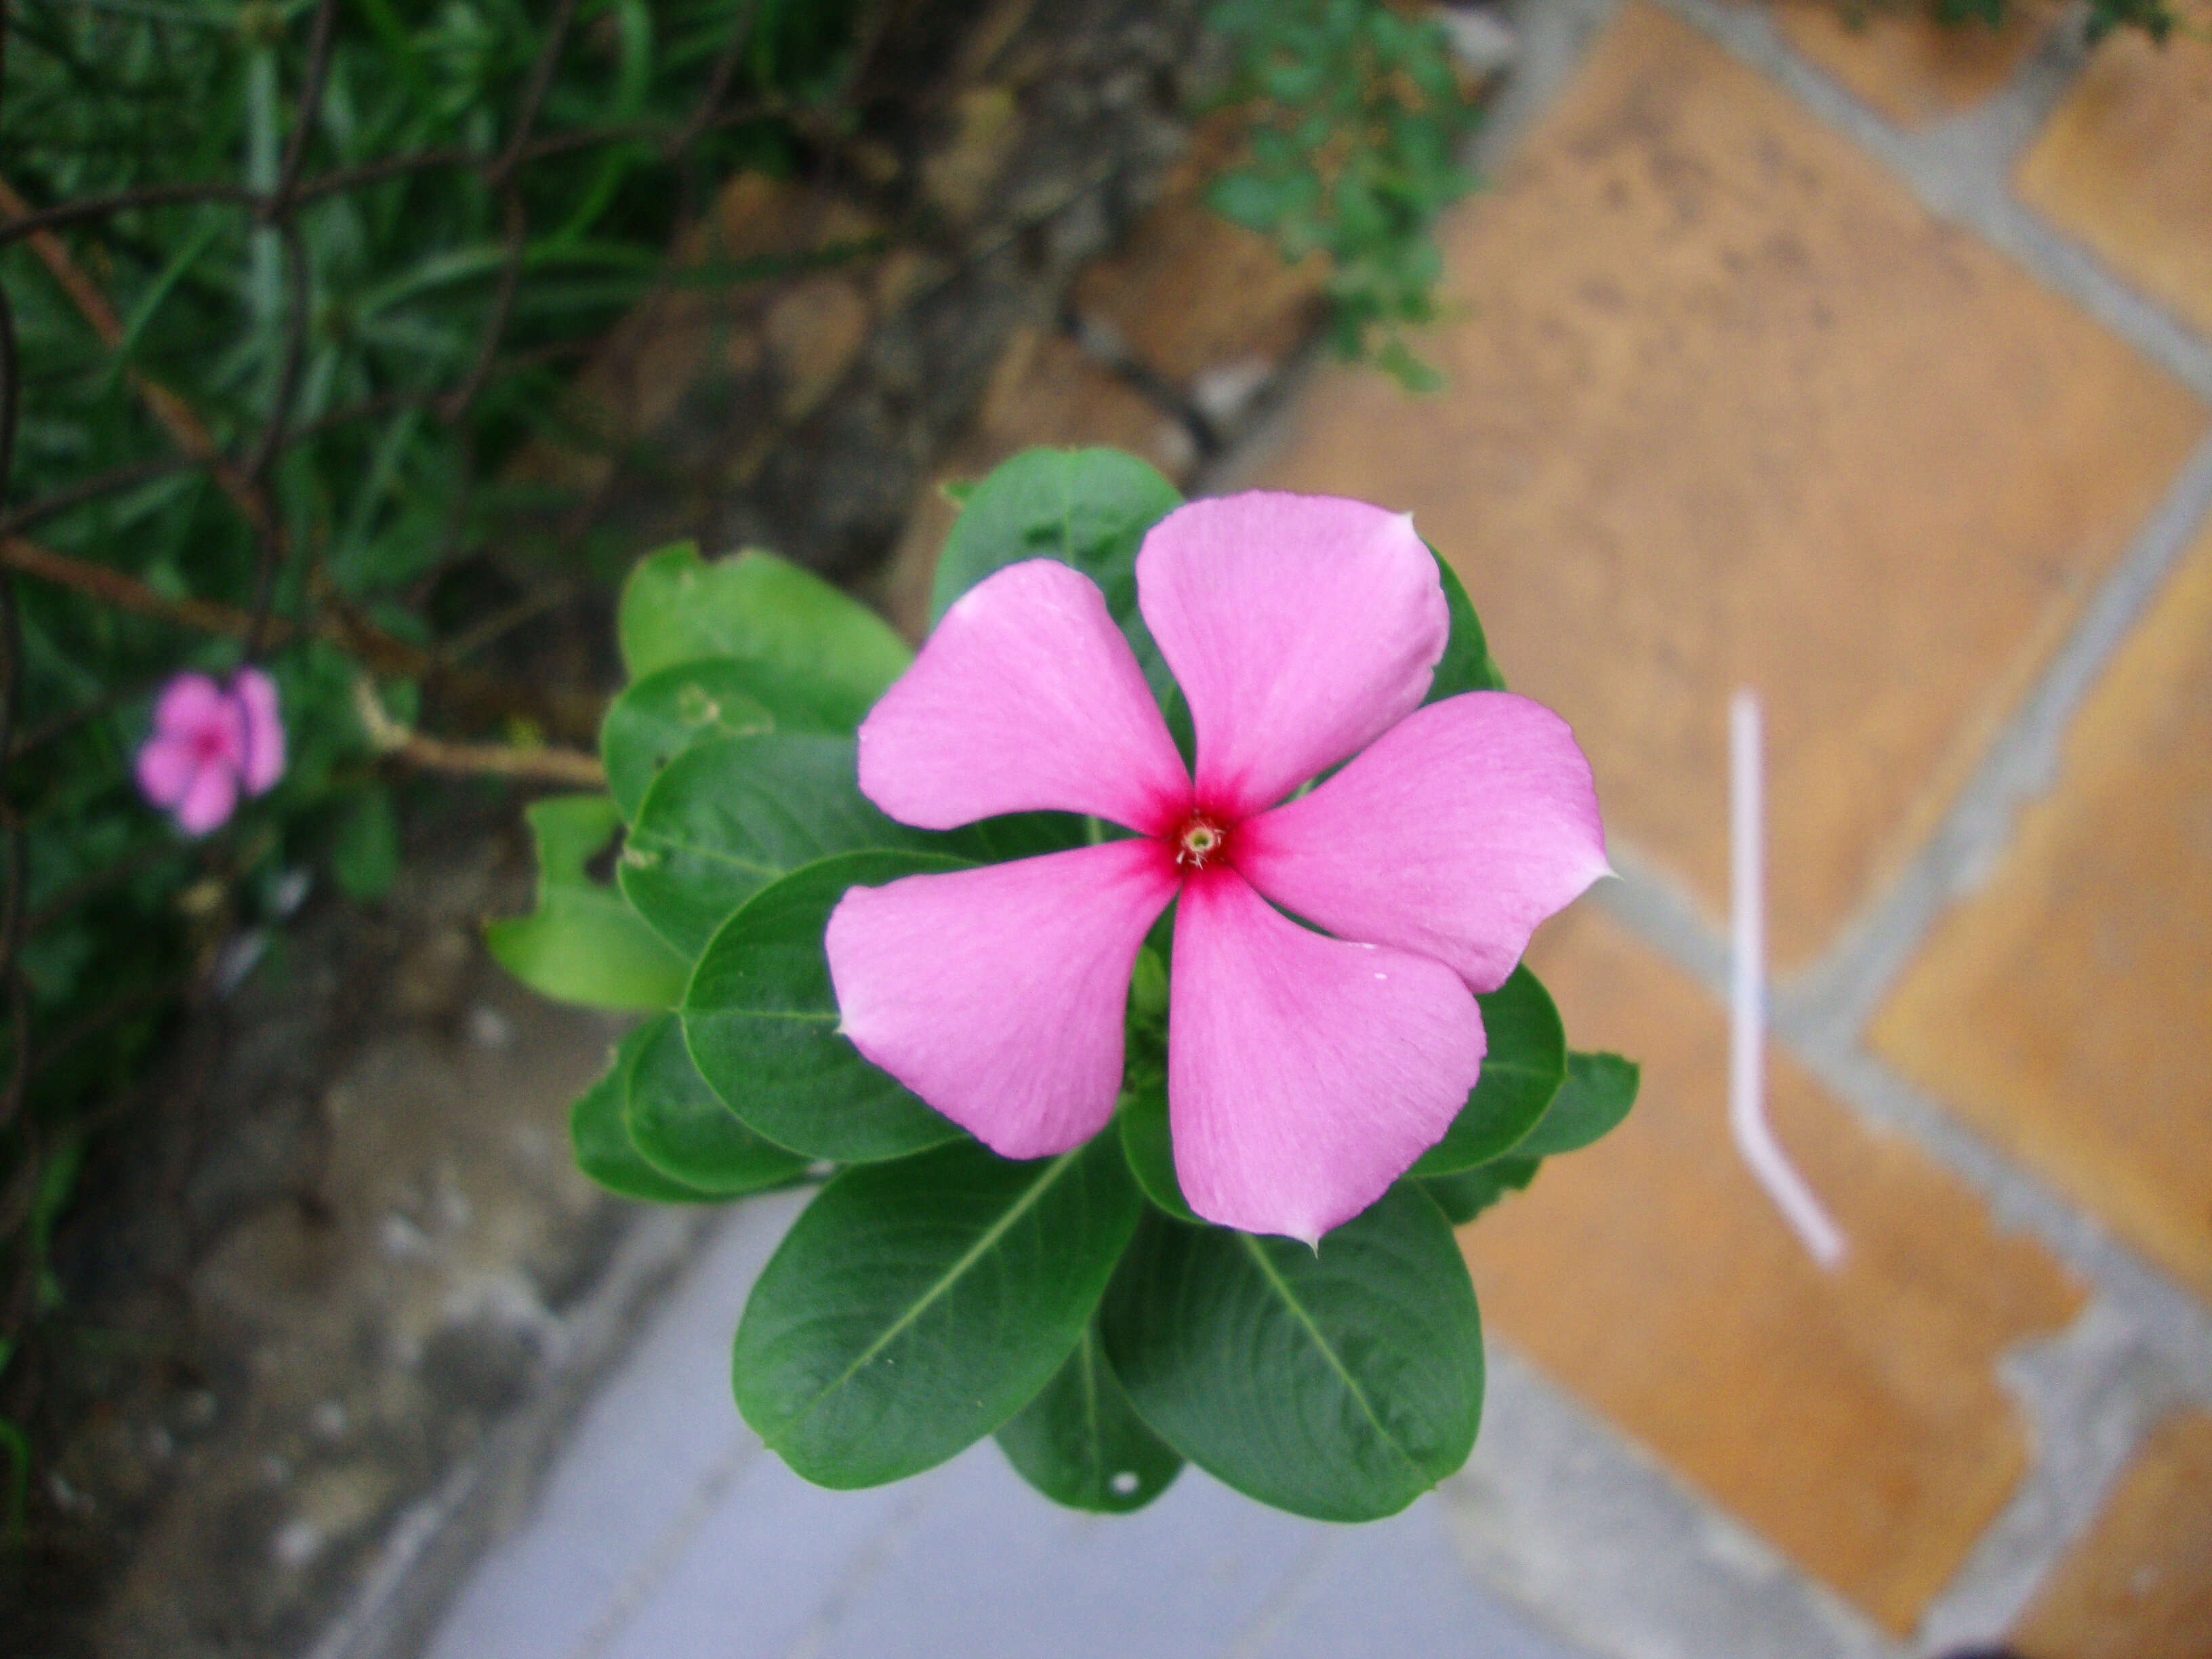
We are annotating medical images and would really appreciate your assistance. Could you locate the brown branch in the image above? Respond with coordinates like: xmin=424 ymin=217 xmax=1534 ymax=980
xmin=351 ymin=676 xmax=604 ymax=787
xmin=1 ymin=535 xmax=604 ymax=741
xmin=3 ymin=534 xmax=274 ymax=643
xmin=0 ymin=175 xmax=277 ymax=539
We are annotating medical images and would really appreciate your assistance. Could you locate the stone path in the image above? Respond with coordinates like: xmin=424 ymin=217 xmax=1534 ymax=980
xmin=421 ymin=1 xmax=2212 ymax=1654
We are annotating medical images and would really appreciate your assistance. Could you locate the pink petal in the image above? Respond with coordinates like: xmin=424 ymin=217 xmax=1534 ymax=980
xmin=1167 ymin=869 xmax=1486 ymax=1243
xmin=172 ymin=760 xmax=239 ymax=836
xmin=231 ymin=667 xmax=285 ymax=795
xmin=136 ymin=734 xmax=201 ymax=808
xmin=825 ymin=838 xmax=1179 ymax=1159
xmin=857 ymin=560 xmax=1190 ymax=834
xmin=1135 ymin=493 xmax=1447 ymax=819
xmin=152 ymin=672 xmax=226 ymax=739
xmin=1234 ymin=693 xmax=1609 ymax=993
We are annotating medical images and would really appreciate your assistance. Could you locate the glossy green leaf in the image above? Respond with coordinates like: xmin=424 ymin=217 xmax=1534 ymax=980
xmin=617 ymin=543 xmax=911 ymax=718
xmin=1408 ymin=965 xmax=1566 ymax=1175
xmin=996 ymin=1324 xmax=1183 ymax=1513
xmin=1102 ymin=1188 xmax=1483 ymax=1521
xmin=1420 ymin=1155 xmax=1541 ymax=1226
xmin=485 ymin=796 xmax=689 ymax=1011
xmin=1513 ymin=1050 xmax=1640 ymax=1159
xmin=1422 ymin=544 xmax=1506 ymax=701
xmin=623 ymin=1011 xmax=811 ymax=1196
xmin=601 ymin=661 xmax=787 ymax=820
xmin=619 ymin=733 xmax=935 ymax=958
xmin=733 ymin=1133 xmax=1143 ymax=1489
xmin=928 ymin=448 xmax=1187 ymax=748
xmin=1116 ymin=1080 xmax=1198 ymax=1226
xmin=569 ymin=1023 xmax=720 ymax=1204
xmin=683 ymin=849 xmax=973 ymax=1162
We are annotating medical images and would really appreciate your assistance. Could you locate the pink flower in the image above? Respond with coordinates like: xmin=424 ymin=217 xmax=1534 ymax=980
xmin=824 ymin=493 xmax=1607 ymax=1242
xmin=136 ymin=668 xmax=285 ymax=836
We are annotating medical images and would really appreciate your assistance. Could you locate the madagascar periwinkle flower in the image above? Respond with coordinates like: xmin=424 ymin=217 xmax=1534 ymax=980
xmin=136 ymin=667 xmax=285 ymax=836
xmin=825 ymin=493 xmax=1607 ymax=1243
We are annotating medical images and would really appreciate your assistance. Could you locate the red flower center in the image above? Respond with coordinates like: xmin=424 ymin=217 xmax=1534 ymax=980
xmin=1172 ymin=813 xmax=1229 ymax=870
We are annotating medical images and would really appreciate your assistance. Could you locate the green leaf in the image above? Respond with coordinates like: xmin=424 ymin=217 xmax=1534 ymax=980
xmin=602 ymin=653 xmax=881 ymax=819
xmin=1422 ymin=545 xmax=1506 ymax=701
xmin=1514 ymin=1050 xmax=1640 ymax=1159
xmin=1101 ymin=1188 xmax=1483 ymax=1521
xmin=600 ymin=662 xmax=775 ymax=820
xmin=617 ymin=544 xmax=910 ymax=720
xmin=683 ymin=849 xmax=974 ymax=1162
xmin=1420 ymin=1155 xmax=1541 ymax=1226
xmin=569 ymin=1023 xmax=720 ymax=1204
xmin=624 ymin=1011 xmax=811 ymax=1196
xmin=619 ymin=733 xmax=935 ymax=959
xmin=996 ymin=1324 xmax=1183 ymax=1513
xmin=1116 ymin=1080 xmax=1198 ymax=1226
xmin=926 ymin=448 xmax=1186 ymax=747
xmin=1409 ymin=964 xmax=1566 ymax=1175
xmin=486 ymin=796 xmax=689 ymax=1012
xmin=330 ymin=786 xmax=400 ymax=901
xmin=732 ymin=1133 xmax=1142 ymax=1489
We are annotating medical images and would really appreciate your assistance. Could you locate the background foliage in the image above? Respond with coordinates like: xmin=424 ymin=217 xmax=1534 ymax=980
xmin=0 ymin=0 xmax=2177 ymax=1530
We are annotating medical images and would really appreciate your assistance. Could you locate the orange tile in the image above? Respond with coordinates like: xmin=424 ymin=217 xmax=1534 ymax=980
xmin=1069 ymin=187 xmax=1326 ymax=395
xmin=1465 ymin=904 xmax=2085 ymax=1631
xmin=2015 ymin=0 xmax=2212 ymax=337
xmin=2011 ymin=1409 xmax=2212 ymax=1659
xmin=1238 ymin=0 xmax=2207 ymax=968
xmin=1873 ymin=520 xmax=2212 ymax=1301
xmin=1771 ymin=0 xmax=2056 ymax=127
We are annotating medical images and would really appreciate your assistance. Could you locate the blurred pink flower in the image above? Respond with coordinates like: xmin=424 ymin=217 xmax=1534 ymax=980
xmin=136 ymin=668 xmax=285 ymax=836
xmin=825 ymin=492 xmax=1607 ymax=1242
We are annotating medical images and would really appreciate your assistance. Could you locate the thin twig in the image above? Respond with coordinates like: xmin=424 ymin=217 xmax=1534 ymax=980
xmin=0 ymin=534 xmax=601 ymax=740
xmin=351 ymin=675 xmax=605 ymax=787
xmin=0 ymin=174 xmax=276 ymax=539
xmin=491 ymin=0 xmax=582 ymax=186
xmin=268 ymin=0 xmax=340 ymax=211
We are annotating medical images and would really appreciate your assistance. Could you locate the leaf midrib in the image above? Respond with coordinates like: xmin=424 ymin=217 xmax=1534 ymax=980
xmin=1237 ymin=1232 xmax=1425 ymax=1481
xmin=766 ymin=1148 xmax=1083 ymax=1447
xmin=633 ymin=830 xmax=782 ymax=878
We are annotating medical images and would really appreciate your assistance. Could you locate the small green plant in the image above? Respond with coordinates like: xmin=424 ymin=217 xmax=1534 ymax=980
xmin=0 ymin=0 xmax=874 ymax=1423
xmin=493 ymin=445 xmax=1641 ymax=1521
xmin=1203 ymin=0 xmax=1483 ymax=390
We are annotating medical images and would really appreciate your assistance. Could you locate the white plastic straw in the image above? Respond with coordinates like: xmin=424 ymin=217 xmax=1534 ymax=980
xmin=1730 ymin=691 xmax=1846 ymax=1269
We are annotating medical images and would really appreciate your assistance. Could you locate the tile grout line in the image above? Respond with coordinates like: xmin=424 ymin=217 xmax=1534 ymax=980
xmin=1789 ymin=429 xmax=2212 ymax=1038
xmin=1650 ymin=0 xmax=2212 ymax=401
xmin=1576 ymin=0 xmax=2212 ymax=1389
xmin=1226 ymin=1 xmax=2210 ymax=1646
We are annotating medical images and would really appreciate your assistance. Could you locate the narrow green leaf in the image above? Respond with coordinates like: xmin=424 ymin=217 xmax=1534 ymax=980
xmin=570 ymin=1023 xmax=720 ymax=1204
xmin=617 ymin=544 xmax=910 ymax=716
xmin=486 ymin=796 xmax=689 ymax=1011
xmin=619 ymin=733 xmax=936 ymax=958
xmin=996 ymin=1324 xmax=1183 ymax=1513
xmin=1419 ymin=1155 xmax=1541 ymax=1227
xmin=329 ymin=786 xmax=400 ymax=901
xmin=1409 ymin=964 xmax=1566 ymax=1175
xmin=683 ymin=849 xmax=974 ymax=1162
xmin=733 ymin=1134 xmax=1142 ymax=1488
xmin=1102 ymin=1189 xmax=1483 ymax=1522
xmin=1422 ymin=544 xmax=1506 ymax=701
xmin=1513 ymin=1050 xmax=1640 ymax=1159
xmin=624 ymin=1011 xmax=811 ymax=1196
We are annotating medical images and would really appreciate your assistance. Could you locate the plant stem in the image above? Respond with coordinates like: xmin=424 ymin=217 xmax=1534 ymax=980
xmin=350 ymin=676 xmax=604 ymax=787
